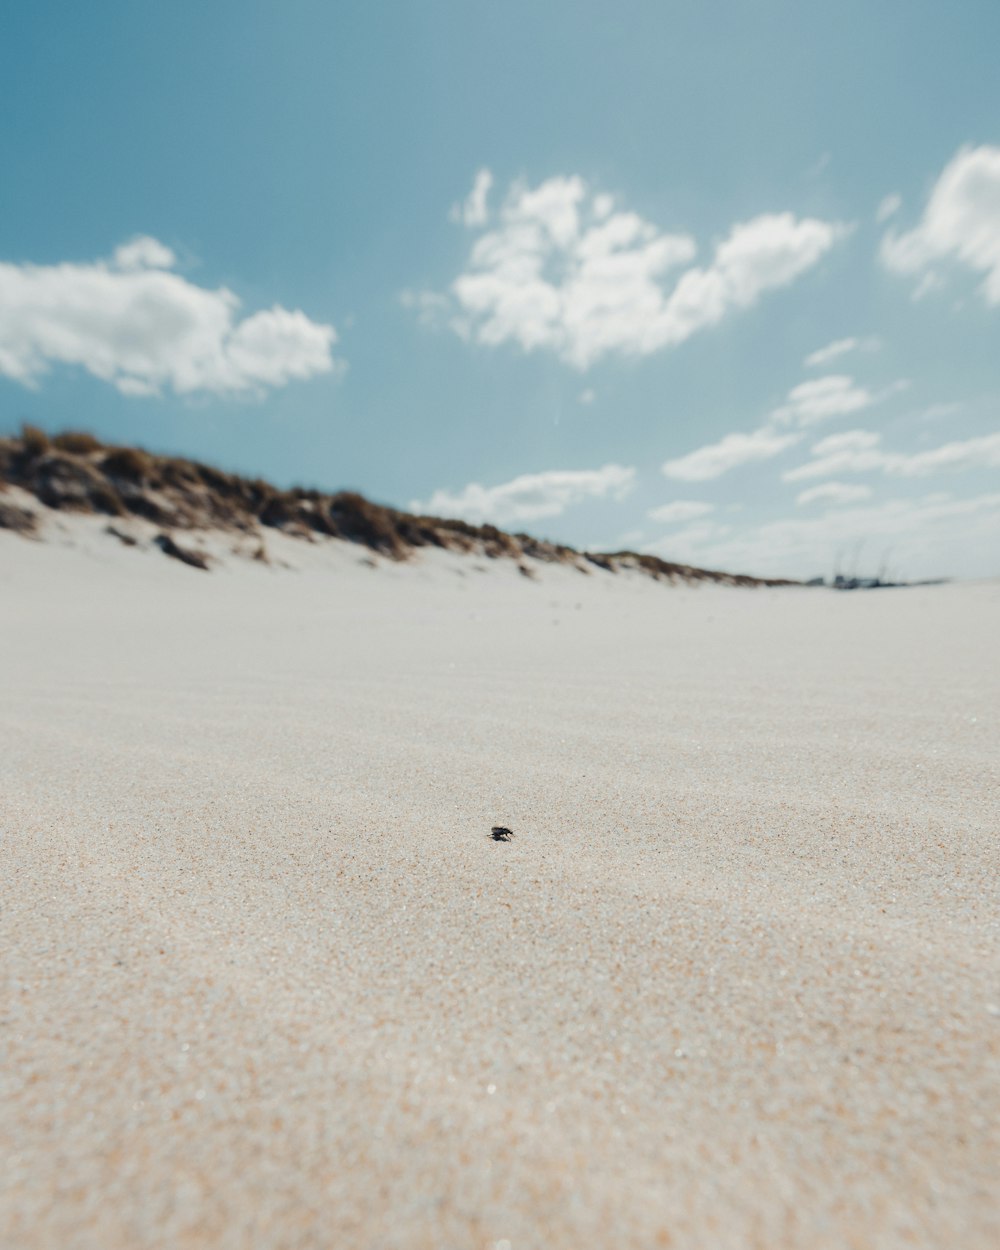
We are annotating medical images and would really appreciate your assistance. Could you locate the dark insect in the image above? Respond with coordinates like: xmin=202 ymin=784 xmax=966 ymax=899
xmin=491 ymin=826 xmax=514 ymax=842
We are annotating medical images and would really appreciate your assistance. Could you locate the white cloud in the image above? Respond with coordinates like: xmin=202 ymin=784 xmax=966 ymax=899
xmin=112 ymin=236 xmax=177 ymax=271
xmin=647 ymin=500 xmax=715 ymax=524
xmin=803 ymin=335 xmax=881 ymax=367
xmin=783 ymin=430 xmax=898 ymax=481
xmin=881 ymin=144 xmax=1000 ymax=304
xmin=413 ymin=173 xmax=846 ymax=369
xmin=911 ymin=271 xmax=946 ymax=302
xmin=662 ymin=427 xmax=801 ymax=481
xmin=0 ymin=237 xmax=338 ymax=397
xmin=770 ymin=374 xmax=892 ymax=427
xmin=578 ymin=388 xmax=596 ymax=405
xmin=653 ymin=214 xmax=844 ymax=356
xmin=796 ymin=482 xmax=873 ymax=506
xmin=784 ymin=429 xmax=1000 ymax=481
xmin=411 ymin=463 xmax=635 ymax=526
xmin=665 ymin=520 xmax=730 ymax=549
xmin=911 ymin=401 xmax=963 ymax=422
xmin=644 ymin=493 xmax=1000 ymax=581
xmin=662 ymin=366 xmax=909 ymax=483
xmin=450 ymin=169 xmax=494 ymax=228
xmin=894 ymin=431 xmax=1000 ymax=476
xmin=876 ymin=194 xmax=902 ymax=224
xmin=399 ymin=288 xmax=459 ymax=333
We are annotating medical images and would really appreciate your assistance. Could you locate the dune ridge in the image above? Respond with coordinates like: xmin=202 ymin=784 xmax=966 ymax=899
xmin=0 ymin=426 xmax=793 ymax=585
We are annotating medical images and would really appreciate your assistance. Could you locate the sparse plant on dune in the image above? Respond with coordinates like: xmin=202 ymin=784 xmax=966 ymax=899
xmin=20 ymin=424 xmax=50 ymax=458
xmin=51 ymin=431 xmax=104 ymax=454
xmin=102 ymin=446 xmax=154 ymax=482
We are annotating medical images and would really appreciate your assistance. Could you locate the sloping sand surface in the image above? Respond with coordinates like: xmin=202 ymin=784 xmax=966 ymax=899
xmin=2 ymin=531 xmax=998 ymax=1249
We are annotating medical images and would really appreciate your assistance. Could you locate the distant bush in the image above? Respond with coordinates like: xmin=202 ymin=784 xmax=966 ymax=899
xmin=329 ymin=491 xmax=407 ymax=558
xmin=20 ymin=424 xmax=49 ymax=457
xmin=33 ymin=454 xmax=126 ymax=516
xmin=159 ymin=457 xmax=202 ymax=488
xmin=102 ymin=446 xmax=153 ymax=482
xmin=52 ymin=431 xmax=103 ymax=454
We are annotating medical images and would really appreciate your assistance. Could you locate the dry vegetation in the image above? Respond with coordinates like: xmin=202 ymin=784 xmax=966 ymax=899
xmin=0 ymin=426 xmax=795 ymax=586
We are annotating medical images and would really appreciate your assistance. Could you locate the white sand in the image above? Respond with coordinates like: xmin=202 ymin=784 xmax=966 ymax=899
xmin=2 ymin=522 xmax=998 ymax=1249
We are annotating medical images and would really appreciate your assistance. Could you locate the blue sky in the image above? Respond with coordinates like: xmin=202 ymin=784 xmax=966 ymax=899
xmin=1 ymin=0 xmax=998 ymax=579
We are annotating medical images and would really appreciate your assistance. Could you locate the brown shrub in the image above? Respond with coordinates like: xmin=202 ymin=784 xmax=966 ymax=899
xmin=20 ymin=424 xmax=49 ymax=457
xmin=102 ymin=446 xmax=153 ymax=482
xmin=328 ymin=492 xmax=407 ymax=558
xmin=259 ymin=494 xmax=298 ymax=528
xmin=52 ymin=431 xmax=104 ymax=454
xmin=159 ymin=457 xmax=202 ymax=488
xmin=34 ymin=455 xmax=126 ymax=516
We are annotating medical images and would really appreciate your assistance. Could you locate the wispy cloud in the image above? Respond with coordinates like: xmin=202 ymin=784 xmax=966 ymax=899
xmin=0 ymin=237 xmax=338 ymax=397
xmin=410 ymin=171 xmax=846 ymax=369
xmin=771 ymin=374 xmax=902 ymax=427
xmin=875 ymin=193 xmax=902 ymax=224
xmin=784 ymin=429 xmax=1000 ymax=481
xmin=450 ymin=168 xmax=494 ymax=228
xmin=411 ymin=463 xmax=635 ymax=525
xmin=647 ymin=500 xmax=715 ymax=523
xmin=803 ymin=335 xmax=881 ymax=368
xmin=881 ymin=144 xmax=1000 ymax=304
xmin=796 ymin=481 xmax=873 ymax=506
xmin=662 ymin=428 xmax=801 ymax=481
xmin=645 ymin=493 xmax=1000 ymax=581
xmin=661 ymin=370 xmax=904 ymax=482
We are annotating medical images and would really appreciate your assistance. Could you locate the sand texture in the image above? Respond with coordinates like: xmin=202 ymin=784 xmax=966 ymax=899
xmin=2 ymin=528 xmax=998 ymax=1249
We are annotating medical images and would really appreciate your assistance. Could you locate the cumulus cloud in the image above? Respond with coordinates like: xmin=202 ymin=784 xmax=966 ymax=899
xmin=881 ymin=144 xmax=1000 ymax=303
xmin=0 ymin=236 xmax=338 ymax=397
xmin=796 ymin=482 xmax=873 ymax=506
xmin=784 ymin=429 xmax=1000 ymax=481
xmin=804 ymin=335 xmax=881 ymax=368
xmin=661 ymin=427 xmax=801 ymax=481
xmin=113 ymin=236 xmax=177 ymax=271
xmin=412 ymin=171 xmax=845 ymax=369
xmin=410 ymin=463 xmax=635 ymax=526
xmin=647 ymin=500 xmax=715 ymax=524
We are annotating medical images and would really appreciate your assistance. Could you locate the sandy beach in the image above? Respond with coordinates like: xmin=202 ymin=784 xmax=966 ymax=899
xmin=2 ymin=526 xmax=998 ymax=1250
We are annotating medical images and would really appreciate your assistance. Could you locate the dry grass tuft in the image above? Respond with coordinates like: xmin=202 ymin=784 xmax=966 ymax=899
xmin=105 ymin=524 xmax=138 ymax=547
xmin=102 ymin=446 xmax=154 ymax=482
xmin=0 ymin=501 xmax=39 ymax=535
xmin=20 ymin=424 xmax=50 ymax=458
xmin=33 ymin=454 xmax=127 ymax=516
xmin=51 ymin=431 xmax=104 ymax=454
xmin=155 ymin=532 xmax=210 ymax=570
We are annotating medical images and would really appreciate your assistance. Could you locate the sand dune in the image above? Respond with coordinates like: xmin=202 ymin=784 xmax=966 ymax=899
xmin=2 ymin=527 xmax=998 ymax=1249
